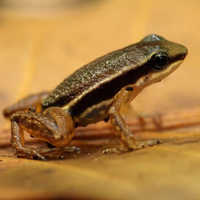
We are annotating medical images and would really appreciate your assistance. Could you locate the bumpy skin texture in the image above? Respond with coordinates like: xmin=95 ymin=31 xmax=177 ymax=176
xmin=3 ymin=34 xmax=188 ymax=160
xmin=42 ymin=44 xmax=142 ymax=113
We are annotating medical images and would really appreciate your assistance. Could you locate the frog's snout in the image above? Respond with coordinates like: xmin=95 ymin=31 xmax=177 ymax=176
xmin=181 ymin=47 xmax=188 ymax=60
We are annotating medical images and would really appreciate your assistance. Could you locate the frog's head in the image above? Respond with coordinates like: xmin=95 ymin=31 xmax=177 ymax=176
xmin=135 ymin=34 xmax=188 ymax=88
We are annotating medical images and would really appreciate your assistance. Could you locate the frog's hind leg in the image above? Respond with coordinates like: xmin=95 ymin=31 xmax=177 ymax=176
xmin=3 ymin=91 xmax=49 ymax=118
xmin=10 ymin=107 xmax=79 ymax=160
xmin=104 ymin=88 xmax=161 ymax=154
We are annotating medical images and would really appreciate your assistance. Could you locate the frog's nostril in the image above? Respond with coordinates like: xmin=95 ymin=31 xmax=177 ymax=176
xmin=181 ymin=53 xmax=185 ymax=59
xmin=180 ymin=51 xmax=187 ymax=60
xmin=182 ymin=53 xmax=186 ymax=59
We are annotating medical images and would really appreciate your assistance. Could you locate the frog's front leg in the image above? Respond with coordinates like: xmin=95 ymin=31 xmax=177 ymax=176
xmin=104 ymin=88 xmax=161 ymax=154
xmin=11 ymin=107 xmax=79 ymax=160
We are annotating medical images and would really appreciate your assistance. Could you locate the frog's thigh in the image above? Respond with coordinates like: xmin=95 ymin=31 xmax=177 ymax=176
xmin=11 ymin=107 xmax=77 ymax=160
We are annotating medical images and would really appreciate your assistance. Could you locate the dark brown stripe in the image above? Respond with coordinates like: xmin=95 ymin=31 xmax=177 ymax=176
xmin=70 ymin=51 xmax=185 ymax=116
xmin=70 ymin=62 xmax=153 ymax=116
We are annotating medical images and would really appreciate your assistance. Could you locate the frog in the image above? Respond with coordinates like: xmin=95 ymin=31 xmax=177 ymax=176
xmin=3 ymin=34 xmax=188 ymax=160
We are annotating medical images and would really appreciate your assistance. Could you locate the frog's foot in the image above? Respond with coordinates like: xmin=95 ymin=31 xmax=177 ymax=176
xmin=14 ymin=147 xmax=47 ymax=161
xmin=14 ymin=146 xmax=81 ymax=161
xmin=103 ymin=139 xmax=161 ymax=154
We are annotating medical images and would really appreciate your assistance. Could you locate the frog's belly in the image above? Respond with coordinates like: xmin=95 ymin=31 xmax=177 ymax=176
xmin=73 ymin=99 xmax=113 ymax=126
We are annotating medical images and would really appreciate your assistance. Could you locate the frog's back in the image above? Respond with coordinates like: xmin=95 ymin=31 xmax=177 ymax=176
xmin=43 ymin=45 xmax=138 ymax=106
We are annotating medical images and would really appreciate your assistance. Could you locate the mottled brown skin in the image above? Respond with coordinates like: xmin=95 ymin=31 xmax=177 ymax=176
xmin=3 ymin=34 xmax=187 ymax=160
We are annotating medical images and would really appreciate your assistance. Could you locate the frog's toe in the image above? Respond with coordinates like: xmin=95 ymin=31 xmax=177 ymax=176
xmin=32 ymin=154 xmax=46 ymax=161
xmin=27 ymin=150 xmax=46 ymax=161
xmin=75 ymin=147 xmax=81 ymax=152
xmin=61 ymin=146 xmax=81 ymax=153
xmin=103 ymin=146 xmax=130 ymax=154
xmin=136 ymin=139 xmax=162 ymax=148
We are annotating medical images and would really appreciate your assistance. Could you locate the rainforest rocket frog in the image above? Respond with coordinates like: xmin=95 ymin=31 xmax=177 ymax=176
xmin=3 ymin=34 xmax=188 ymax=160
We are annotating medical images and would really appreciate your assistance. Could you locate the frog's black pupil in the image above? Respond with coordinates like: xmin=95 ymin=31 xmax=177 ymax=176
xmin=155 ymin=55 xmax=167 ymax=67
xmin=151 ymin=52 xmax=169 ymax=71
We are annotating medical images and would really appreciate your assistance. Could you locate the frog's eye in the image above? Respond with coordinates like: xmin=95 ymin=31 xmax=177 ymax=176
xmin=151 ymin=52 xmax=170 ymax=71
